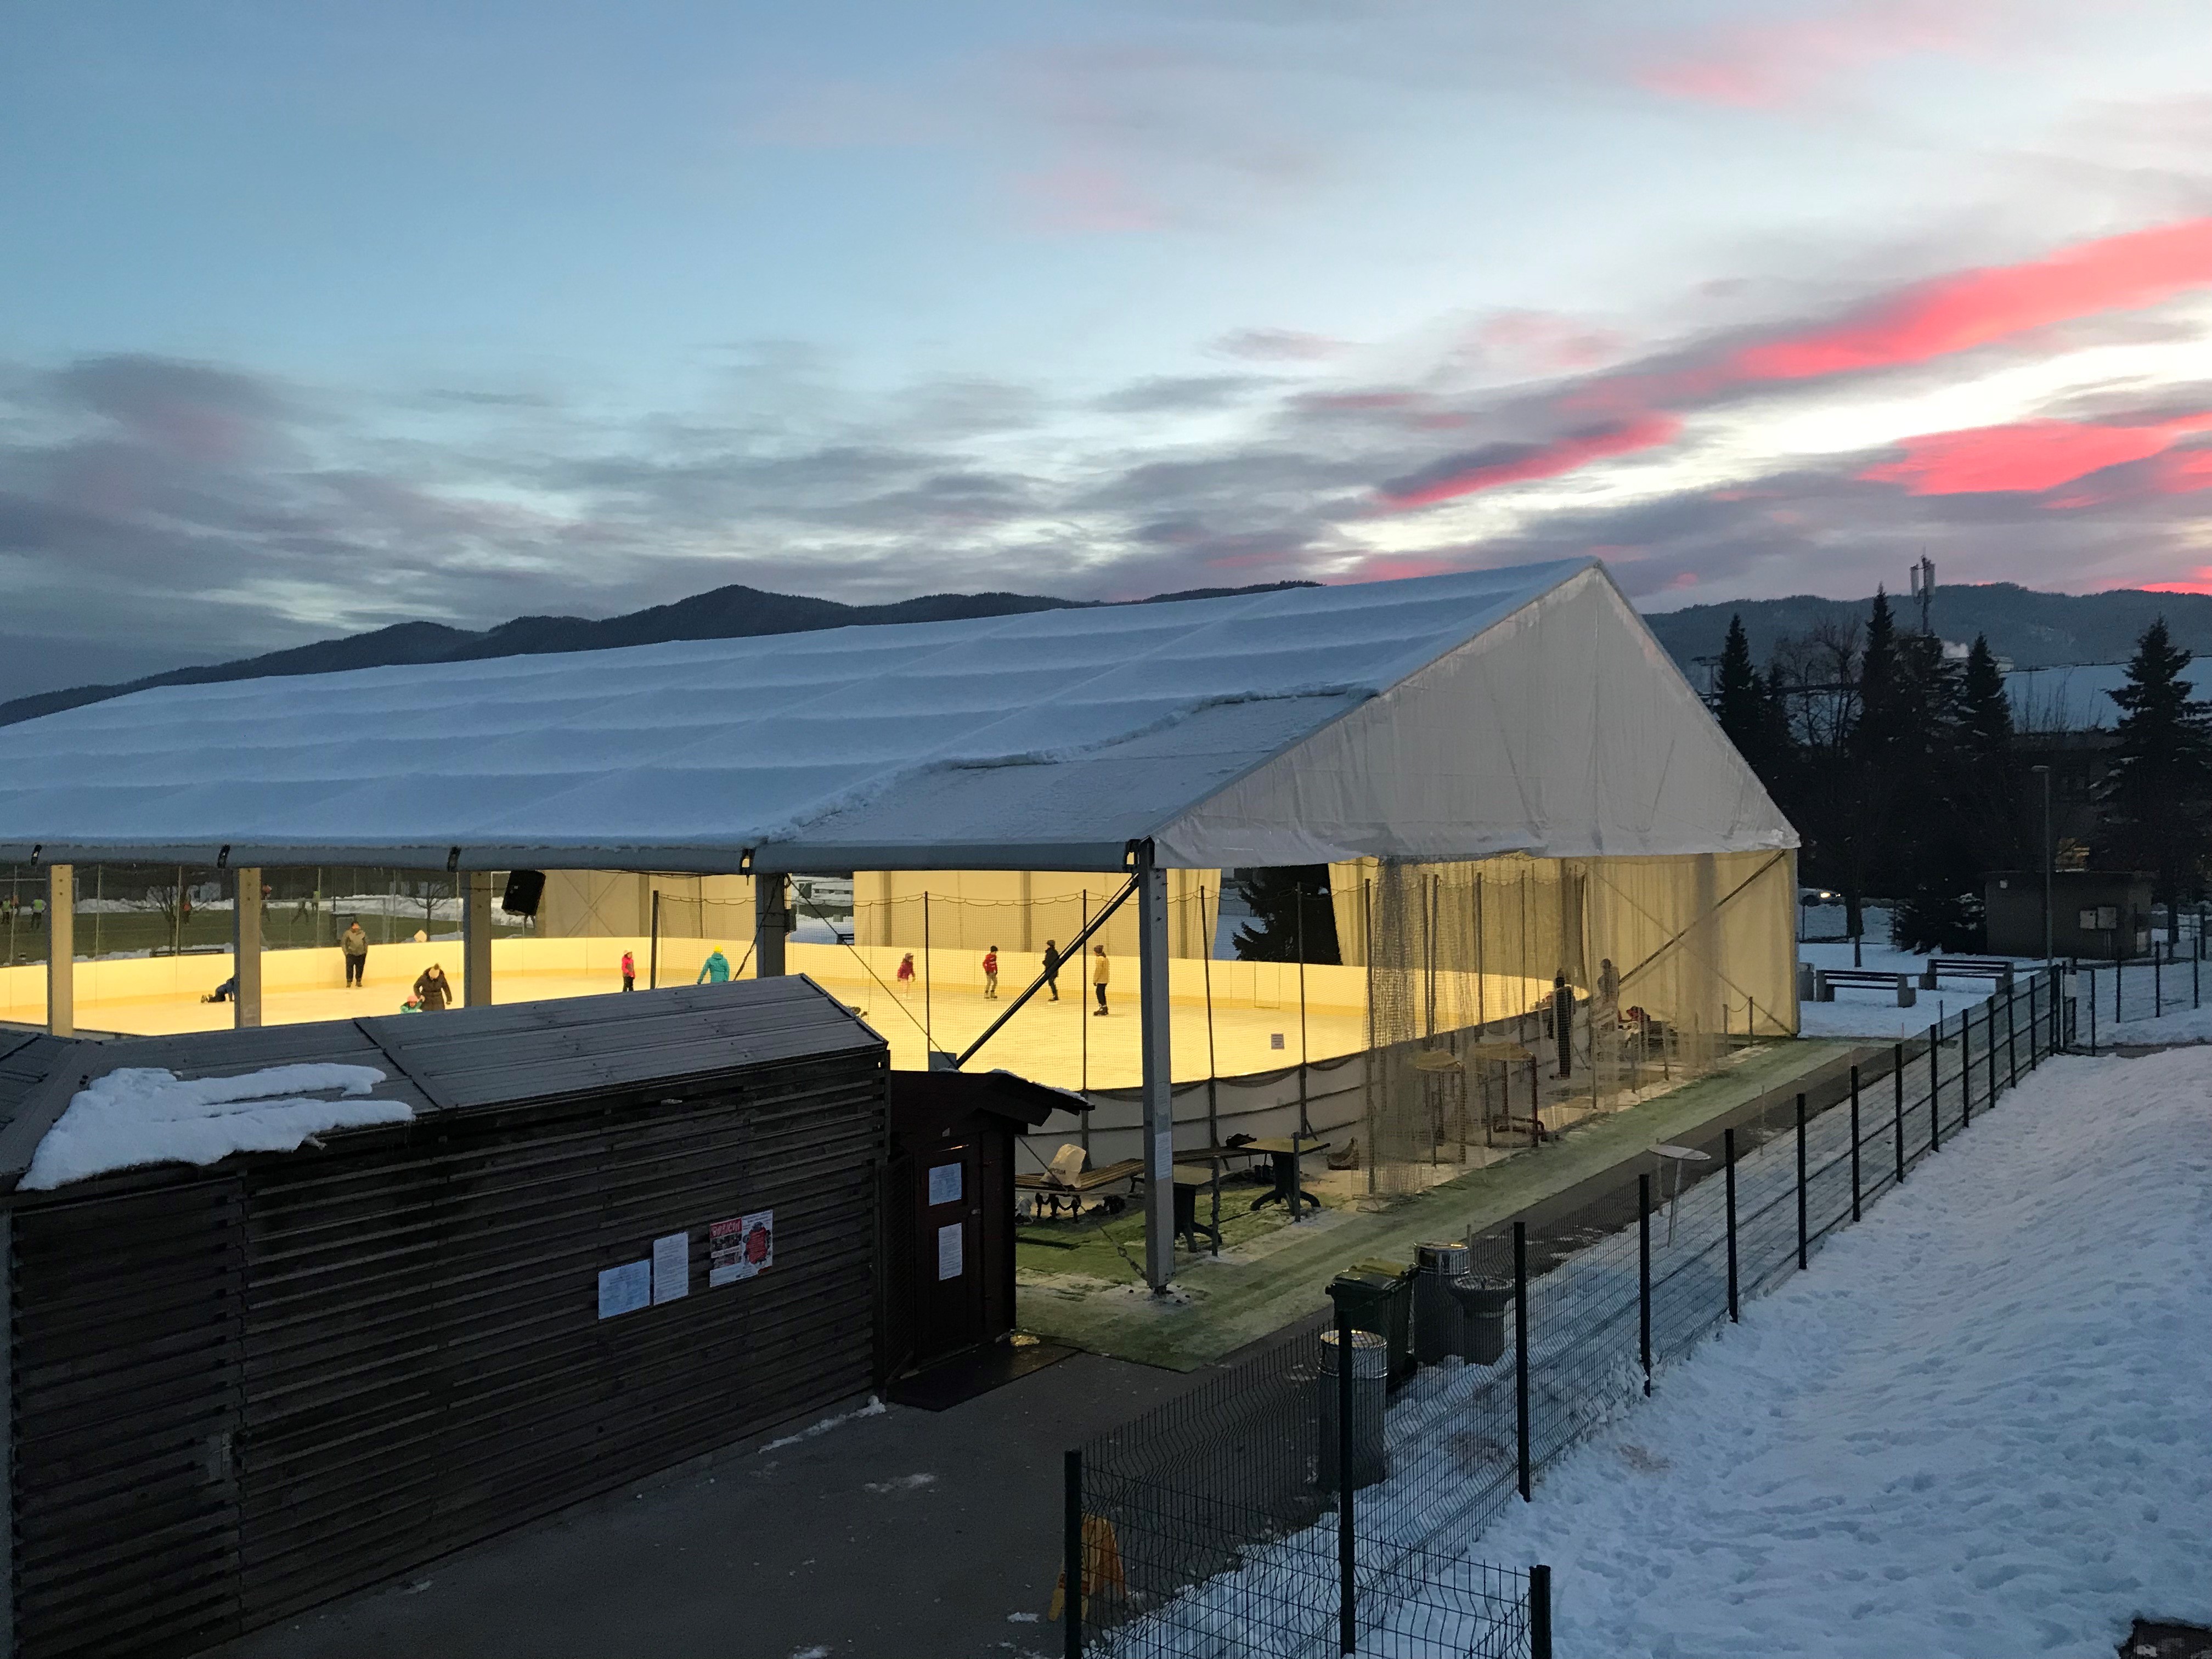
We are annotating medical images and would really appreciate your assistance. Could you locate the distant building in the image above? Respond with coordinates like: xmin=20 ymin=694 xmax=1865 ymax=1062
xmin=2004 ymin=663 xmax=2130 ymax=862
xmin=1985 ymin=868 xmax=2152 ymax=960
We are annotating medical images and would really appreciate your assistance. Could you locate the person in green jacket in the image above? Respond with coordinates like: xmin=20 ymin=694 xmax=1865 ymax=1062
xmin=697 ymin=948 xmax=731 ymax=985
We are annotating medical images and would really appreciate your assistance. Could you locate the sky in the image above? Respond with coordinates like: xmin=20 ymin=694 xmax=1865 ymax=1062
xmin=7 ymin=0 xmax=2212 ymax=700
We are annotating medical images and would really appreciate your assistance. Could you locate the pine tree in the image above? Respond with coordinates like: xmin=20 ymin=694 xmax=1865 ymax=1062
xmin=1229 ymin=867 xmax=1342 ymax=963
xmin=1956 ymin=634 xmax=2021 ymax=872
xmin=1833 ymin=589 xmax=1905 ymax=946
xmin=1713 ymin=615 xmax=1764 ymax=753
xmin=2098 ymin=617 xmax=2212 ymax=929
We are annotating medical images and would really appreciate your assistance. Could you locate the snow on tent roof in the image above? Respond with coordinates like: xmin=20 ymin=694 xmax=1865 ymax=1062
xmin=0 ymin=558 xmax=1796 ymax=871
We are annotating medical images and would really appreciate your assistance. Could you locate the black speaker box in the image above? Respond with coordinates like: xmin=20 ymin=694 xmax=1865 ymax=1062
xmin=500 ymin=869 xmax=547 ymax=917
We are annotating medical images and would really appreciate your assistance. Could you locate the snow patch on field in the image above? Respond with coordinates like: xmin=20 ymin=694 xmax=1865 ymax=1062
xmin=23 ymin=1063 xmax=402 ymax=1189
xmin=1476 ymin=1047 xmax=2212 ymax=1657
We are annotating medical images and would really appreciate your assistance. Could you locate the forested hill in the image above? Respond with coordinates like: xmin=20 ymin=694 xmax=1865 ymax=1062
xmin=1644 ymin=584 xmax=2212 ymax=673
xmin=0 ymin=579 xmax=1317 ymax=730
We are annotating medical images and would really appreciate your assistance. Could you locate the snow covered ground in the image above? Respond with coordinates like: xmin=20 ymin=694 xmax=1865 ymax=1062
xmin=1474 ymin=1045 xmax=2212 ymax=1657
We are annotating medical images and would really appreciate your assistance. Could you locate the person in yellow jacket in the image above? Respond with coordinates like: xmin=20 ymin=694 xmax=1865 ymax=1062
xmin=1092 ymin=944 xmax=1110 ymax=1016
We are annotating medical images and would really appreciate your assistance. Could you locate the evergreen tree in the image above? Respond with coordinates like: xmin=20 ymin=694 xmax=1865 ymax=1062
xmin=1712 ymin=615 xmax=1765 ymax=754
xmin=1956 ymin=634 xmax=2022 ymax=872
xmin=1229 ymin=866 xmax=1342 ymax=963
xmin=1833 ymin=589 xmax=1905 ymax=944
xmin=1886 ymin=625 xmax=1980 ymax=952
xmin=2098 ymin=617 xmax=2212 ymax=928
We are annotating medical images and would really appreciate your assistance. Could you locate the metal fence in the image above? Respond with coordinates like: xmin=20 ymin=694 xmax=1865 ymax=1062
xmin=1062 ymin=968 xmax=2064 ymax=1659
xmin=2072 ymin=950 xmax=2206 ymax=1049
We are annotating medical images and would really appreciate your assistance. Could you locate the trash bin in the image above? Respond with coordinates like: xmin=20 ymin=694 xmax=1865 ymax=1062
xmin=1447 ymin=1275 xmax=1514 ymax=1367
xmin=1414 ymin=1240 xmax=1471 ymax=1363
xmin=1329 ymin=1260 xmax=1417 ymax=1388
xmin=1317 ymin=1327 xmax=1390 ymax=1491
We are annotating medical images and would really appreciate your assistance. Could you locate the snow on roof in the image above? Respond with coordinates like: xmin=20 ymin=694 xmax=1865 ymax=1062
xmin=21 ymin=1063 xmax=407 ymax=1190
xmin=2004 ymin=663 xmax=2130 ymax=732
xmin=0 ymin=557 xmax=1796 ymax=870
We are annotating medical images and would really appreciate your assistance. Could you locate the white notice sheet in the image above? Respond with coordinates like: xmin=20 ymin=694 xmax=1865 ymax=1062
xmin=652 ymin=1231 xmax=690 ymax=1304
xmin=597 ymin=1260 xmax=651 ymax=1319
xmin=937 ymin=1221 xmax=964 ymax=1280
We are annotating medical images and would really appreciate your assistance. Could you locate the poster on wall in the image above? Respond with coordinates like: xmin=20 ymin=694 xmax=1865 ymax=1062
xmin=709 ymin=1211 xmax=774 ymax=1286
xmin=597 ymin=1260 xmax=651 ymax=1319
xmin=928 ymin=1162 xmax=963 ymax=1207
xmin=652 ymin=1231 xmax=690 ymax=1304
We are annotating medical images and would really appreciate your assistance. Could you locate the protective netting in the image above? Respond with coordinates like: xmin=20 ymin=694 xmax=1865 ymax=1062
xmin=1345 ymin=852 xmax=1798 ymax=1198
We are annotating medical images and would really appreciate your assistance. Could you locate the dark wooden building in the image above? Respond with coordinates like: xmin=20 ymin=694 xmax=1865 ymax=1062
xmin=881 ymin=1069 xmax=1077 ymax=1379
xmin=0 ymin=978 xmax=885 ymax=1659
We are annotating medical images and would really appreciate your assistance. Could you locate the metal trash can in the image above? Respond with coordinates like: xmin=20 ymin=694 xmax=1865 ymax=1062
xmin=1330 ymin=1260 xmax=1417 ymax=1388
xmin=1414 ymin=1240 xmax=1471 ymax=1363
xmin=1317 ymin=1328 xmax=1390 ymax=1491
xmin=1448 ymin=1275 xmax=1514 ymax=1367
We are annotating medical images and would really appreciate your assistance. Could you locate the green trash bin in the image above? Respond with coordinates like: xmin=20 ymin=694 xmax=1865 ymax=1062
xmin=1327 ymin=1258 xmax=1418 ymax=1390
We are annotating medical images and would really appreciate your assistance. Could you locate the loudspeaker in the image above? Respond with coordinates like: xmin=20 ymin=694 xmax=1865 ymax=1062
xmin=500 ymin=869 xmax=546 ymax=917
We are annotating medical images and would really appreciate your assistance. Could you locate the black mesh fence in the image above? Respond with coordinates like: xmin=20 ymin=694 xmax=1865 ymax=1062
xmin=1065 ymin=968 xmax=2066 ymax=1659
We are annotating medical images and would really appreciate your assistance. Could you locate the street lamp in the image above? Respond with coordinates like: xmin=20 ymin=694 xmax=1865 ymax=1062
xmin=2032 ymin=764 xmax=2052 ymax=963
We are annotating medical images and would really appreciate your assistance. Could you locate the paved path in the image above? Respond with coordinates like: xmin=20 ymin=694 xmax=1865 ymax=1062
xmin=205 ymin=1354 xmax=1194 ymax=1659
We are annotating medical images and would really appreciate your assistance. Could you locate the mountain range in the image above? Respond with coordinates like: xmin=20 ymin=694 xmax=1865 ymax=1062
xmin=1640 ymin=582 xmax=2212 ymax=675
xmin=0 ymin=580 xmax=1315 ymax=730
xmin=10 ymin=573 xmax=2212 ymax=731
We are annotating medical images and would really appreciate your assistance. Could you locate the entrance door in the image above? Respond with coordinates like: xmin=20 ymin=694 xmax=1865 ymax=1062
xmin=915 ymin=1141 xmax=984 ymax=1365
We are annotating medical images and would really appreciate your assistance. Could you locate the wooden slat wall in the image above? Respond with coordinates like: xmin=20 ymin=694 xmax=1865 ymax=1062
xmin=11 ymin=1179 xmax=245 ymax=1659
xmin=233 ymin=1050 xmax=884 ymax=1627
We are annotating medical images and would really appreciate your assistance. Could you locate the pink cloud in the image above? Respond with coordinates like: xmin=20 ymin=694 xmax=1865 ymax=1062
xmin=1375 ymin=414 xmax=1683 ymax=510
xmin=1859 ymin=414 xmax=2212 ymax=495
xmin=1635 ymin=0 xmax=1996 ymax=109
xmin=1011 ymin=163 xmax=1165 ymax=234
xmin=2144 ymin=565 xmax=2212 ymax=595
xmin=1724 ymin=219 xmax=2212 ymax=383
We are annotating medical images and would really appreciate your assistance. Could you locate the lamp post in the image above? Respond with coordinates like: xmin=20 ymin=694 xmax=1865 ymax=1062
xmin=2032 ymin=764 xmax=2052 ymax=963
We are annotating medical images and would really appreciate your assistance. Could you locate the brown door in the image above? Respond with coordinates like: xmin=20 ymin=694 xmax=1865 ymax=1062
xmin=915 ymin=1142 xmax=984 ymax=1364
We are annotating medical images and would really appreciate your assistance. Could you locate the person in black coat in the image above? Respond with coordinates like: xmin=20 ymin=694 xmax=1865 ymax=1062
xmin=1041 ymin=939 xmax=1062 ymax=1001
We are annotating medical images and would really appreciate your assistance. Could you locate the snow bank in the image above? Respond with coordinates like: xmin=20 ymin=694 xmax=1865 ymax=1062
xmin=1476 ymin=1047 xmax=2212 ymax=1657
xmin=22 ymin=1063 xmax=407 ymax=1190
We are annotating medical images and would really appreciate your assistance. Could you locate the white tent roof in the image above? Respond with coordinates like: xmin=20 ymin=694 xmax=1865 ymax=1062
xmin=0 ymin=559 xmax=1795 ymax=873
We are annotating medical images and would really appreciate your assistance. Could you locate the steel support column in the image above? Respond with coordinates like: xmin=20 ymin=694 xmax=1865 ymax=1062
xmin=44 ymin=865 xmax=72 ymax=1037
xmin=1135 ymin=850 xmax=1175 ymax=1291
xmin=754 ymin=874 xmax=789 ymax=979
xmin=233 ymin=866 xmax=262 ymax=1029
xmin=462 ymin=871 xmax=495 ymax=1007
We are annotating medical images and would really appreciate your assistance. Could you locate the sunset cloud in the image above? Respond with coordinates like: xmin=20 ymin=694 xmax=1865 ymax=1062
xmin=1375 ymin=415 xmax=1683 ymax=510
xmin=1634 ymin=0 xmax=1999 ymax=108
xmin=1859 ymin=413 xmax=2212 ymax=494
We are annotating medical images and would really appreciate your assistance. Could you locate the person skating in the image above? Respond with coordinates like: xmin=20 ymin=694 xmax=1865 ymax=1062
xmin=413 ymin=962 xmax=454 ymax=1012
xmin=1041 ymin=939 xmax=1062 ymax=1001
xmin=697 ymin=947 xmax=731 ymax=985
xmin=341 ymin=920 xmax=369 ymax=988
xmin=620 ymin=948 xmax=636 ymax=992
xmin=982 ymin=945 xmax=1000 ymax=1000
xmin=896 ymin=951 xmax=916 ymax=995
xmin=1092 ymin=944 xmax=1110 ymax=1015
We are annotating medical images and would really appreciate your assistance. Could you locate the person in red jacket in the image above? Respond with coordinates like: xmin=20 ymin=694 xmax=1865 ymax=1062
xmin=620 ymin=949 xmax=636 ymax=992
xmin=982 ymin=946 xmax=1000 ymax=1000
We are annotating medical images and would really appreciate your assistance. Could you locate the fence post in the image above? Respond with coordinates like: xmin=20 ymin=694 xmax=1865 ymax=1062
xmin=2115 ymin=958 xmax=2121 ymax=1026
xmin=2089 ymin=968 xmax=2097 ymax=1056
xmin=1064 ymin=1449 xmax=1083 ymax=1659
xmin=1336 ymin=1306 xmax=1356 ymax=1654
xmin=2028 ymin=978 xmax=2040 ymax=1068
xmin=1514 ymin=1221 xmax=1531 ymax=1502
xmin=1795 ymin=1093 xmax=1808 ymax=1272
xmin=1987 ymin=1000 xmax=1999 ymax=1110
xmin=1849 ymin=1064 xmax=1861 ymax=1223
xmin=1638 ymin=1172 xmax=1652 ymax=1396
xmin=1530 ymin=1565 xmax=1553 ymax=1659
xmin=1724 ymin=1127 xmax=1739 ymax=1323
xmin=1963 ymin=1007 xmax=1974 ymax=1128
xmin=2006 ymin=989 xmax=2019 ymax=1090
xmin=1929 ymin=1028 xmax=1942 ymax=1154
xmin=1892 ymin=1043 xmax=1905 ymax=1184
xmin=2155 ymin=953 xmax=2162 ymax=1019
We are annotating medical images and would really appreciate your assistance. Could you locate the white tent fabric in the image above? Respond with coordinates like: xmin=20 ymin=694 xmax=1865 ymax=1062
xmin=0 ymin=559 xmax=1796 ymax=872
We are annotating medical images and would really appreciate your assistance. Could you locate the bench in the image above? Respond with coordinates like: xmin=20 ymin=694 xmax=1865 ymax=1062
xmin=1017 ymin=1158 xmax=1142 ymax=1217
xmin=1812 ymin=968 xmax=1916 ymax=1007
xmin=1920 ymin=957 xmax=2014 ymax=991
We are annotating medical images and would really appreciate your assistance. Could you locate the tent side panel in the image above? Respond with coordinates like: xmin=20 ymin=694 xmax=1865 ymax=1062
xmin=1153 ymin=566 xmax=1797 ymax=868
